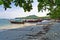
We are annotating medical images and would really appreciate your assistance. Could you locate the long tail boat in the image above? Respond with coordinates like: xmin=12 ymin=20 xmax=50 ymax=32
xmin=10 ymin=19 xmax=25 ymax=24
xmin=10 ymin=21 xmax=24 ymax=24
xmin=25 ymin=19 xmax=42 ymax=23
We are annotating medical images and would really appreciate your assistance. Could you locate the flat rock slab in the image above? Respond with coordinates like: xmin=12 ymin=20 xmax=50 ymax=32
xmin=0 ymin=25 xmax=44 ymax=40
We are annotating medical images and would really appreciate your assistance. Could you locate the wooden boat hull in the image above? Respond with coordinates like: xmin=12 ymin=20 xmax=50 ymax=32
xmin=25 ymin=20 xmax=42 ymax=23
xmin=10 ymin=21 xmax=24 ymax=24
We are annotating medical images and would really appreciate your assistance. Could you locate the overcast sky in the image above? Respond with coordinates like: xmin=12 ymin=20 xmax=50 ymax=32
xmin=0 ymin=0 xmax=49 ymax=19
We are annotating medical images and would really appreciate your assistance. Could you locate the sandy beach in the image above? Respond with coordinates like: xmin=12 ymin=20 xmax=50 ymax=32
xmin=0 ymin=23 xmax=36 ymax=30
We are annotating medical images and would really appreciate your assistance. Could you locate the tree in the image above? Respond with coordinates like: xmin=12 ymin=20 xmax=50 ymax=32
xmin=0 ymin=0 xmax=60 ymax=19
xmin=0 ymin=0 xmax=33 ymax=12
xmin=47 ymin=6 xmax=60 ymax=19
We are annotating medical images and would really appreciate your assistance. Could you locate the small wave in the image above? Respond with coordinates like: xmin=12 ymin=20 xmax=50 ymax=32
xmin=0 ymin=29 xmax=8 ymax=32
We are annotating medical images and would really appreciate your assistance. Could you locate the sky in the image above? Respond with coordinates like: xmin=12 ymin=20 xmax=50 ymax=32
xmin=0 ymin=0 xmax=49 ymax=19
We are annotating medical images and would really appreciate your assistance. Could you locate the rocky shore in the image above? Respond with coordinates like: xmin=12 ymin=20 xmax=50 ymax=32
xmin=0 ymin=22 xmax=60 ymax=40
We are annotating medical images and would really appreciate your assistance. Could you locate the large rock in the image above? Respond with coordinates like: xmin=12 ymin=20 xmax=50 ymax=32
xmin=45 ymin=22 xmax=60 ymax=40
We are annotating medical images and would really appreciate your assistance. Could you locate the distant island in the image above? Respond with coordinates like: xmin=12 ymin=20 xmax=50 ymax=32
xmin=15 ymin=15 xmax=40 ymax=19
xmin=15 ymin=15 xmax=50 ymax=20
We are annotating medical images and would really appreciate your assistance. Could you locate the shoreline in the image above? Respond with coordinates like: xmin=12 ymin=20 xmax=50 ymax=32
xmin=2 ymin=22 xmax=60 ymax=40
xmin=0 ymin=23 xmax=36 ymax=30
xmin=0 ymin=22 xmax=54 ymax=40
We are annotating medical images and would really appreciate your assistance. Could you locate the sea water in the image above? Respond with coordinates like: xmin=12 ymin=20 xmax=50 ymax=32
xmin=0 ymin=19 xmax=11 ymax=26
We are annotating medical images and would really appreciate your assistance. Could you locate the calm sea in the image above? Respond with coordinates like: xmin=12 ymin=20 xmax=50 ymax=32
xmin=0 ymin=19 xmax=11 ymax=26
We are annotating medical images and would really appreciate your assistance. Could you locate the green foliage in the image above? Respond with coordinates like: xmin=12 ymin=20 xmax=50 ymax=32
xmin=2 ymin=0 xmax=13 ymax=10
xmin=55 ymin=0 xmax=60 ymax=5
xmin=0 ymin=0 xmax=33 ymax=12
xmin=48 ymin=6 xmax=60 ymax=19
xmin=0 ymin=0 xmax=3 ymax=5
xmin=37 ymin=0 xmax=55 ymax=12
xmin=14 ymin=0 xmax=33 ymax=12
xmin=0 ymin=0 xmax=60 ymax=19
xmin=0 ymin=0 xmax=60 ymax=12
